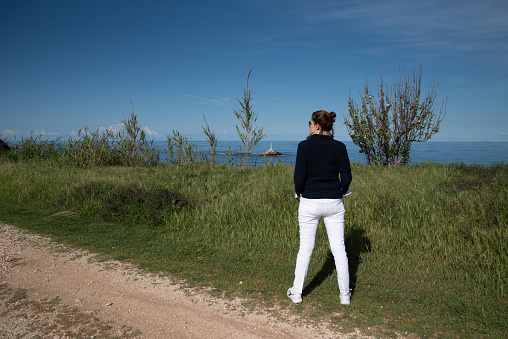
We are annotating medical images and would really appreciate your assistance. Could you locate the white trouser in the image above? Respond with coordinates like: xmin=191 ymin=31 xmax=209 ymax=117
xmin=292 ymin=197 xmax=350 ymax=297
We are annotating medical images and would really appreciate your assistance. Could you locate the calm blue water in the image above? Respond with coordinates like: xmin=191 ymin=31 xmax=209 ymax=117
xmin=157 ymin=140 xmax=508 ymax=167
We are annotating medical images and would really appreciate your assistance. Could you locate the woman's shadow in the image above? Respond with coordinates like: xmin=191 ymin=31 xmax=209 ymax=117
xmin=302 ymin=225 xmax=371 ymax=297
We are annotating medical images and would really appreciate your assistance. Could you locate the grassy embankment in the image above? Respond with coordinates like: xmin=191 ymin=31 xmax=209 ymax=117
xmin=0 ymin=154 xmax=506 ymax=338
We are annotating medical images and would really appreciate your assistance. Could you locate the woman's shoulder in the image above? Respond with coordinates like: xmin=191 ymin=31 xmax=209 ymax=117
xmin=299 ymin=135 xmax=345 ymax=146
xmin=333 ymin=139 xmax=349 ymax=152
xmin=298 ymin=138 xmax=311 ymax=146
xmin=331 ymin=138 xmax=346 ymax=146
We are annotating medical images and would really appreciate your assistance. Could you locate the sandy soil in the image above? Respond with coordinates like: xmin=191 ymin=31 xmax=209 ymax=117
xmin=0 ymin=223 xmax=369 ymax=338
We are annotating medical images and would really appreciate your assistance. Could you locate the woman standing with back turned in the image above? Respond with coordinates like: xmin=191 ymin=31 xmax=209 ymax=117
xmin=288 ymin=110 xmax=352 ymax=305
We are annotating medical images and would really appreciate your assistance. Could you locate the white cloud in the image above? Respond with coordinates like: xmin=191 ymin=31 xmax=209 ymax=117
xmin=143 ymin=127 xmax=158 ymax=136
xmin=287 ymin=0 xmax=508 ymax=59
xmin=92 ymin=124 xmax=158 ymax=137
xmin=193 ymin=96 xmax=232 ymax=106
xmin=70 ymin=130 xmax=78 ymax=136
xmin=109 ymin=124 xmax=125 ymax=133
xmin=96 ymin=124 xmax=124 ymax=134
xmin=35 ymin=130 xmax=46 ymax=136
xmin=1 ymin=129 xmax=21 ymax=137
xmin=436 ymin=133 xmax=475 ymax=140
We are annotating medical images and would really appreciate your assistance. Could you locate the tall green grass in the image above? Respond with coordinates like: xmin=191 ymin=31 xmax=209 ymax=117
xmin=6 ymin=112 xmax=160 ymax=167
xmin=0 ymin=159 xmax=506 ymax=338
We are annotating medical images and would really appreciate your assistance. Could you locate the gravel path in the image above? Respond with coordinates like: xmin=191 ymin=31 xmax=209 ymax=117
xmin=0 ymin=223 xmax=368 ymax=338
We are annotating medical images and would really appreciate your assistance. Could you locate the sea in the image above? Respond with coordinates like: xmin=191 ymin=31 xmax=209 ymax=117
xmin=156 ymin=140 xmax=508 ymax=167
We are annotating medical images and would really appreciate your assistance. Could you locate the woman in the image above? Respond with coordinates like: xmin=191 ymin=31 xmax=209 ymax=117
xmin=288 ymin=110 xmax=352 ymax=305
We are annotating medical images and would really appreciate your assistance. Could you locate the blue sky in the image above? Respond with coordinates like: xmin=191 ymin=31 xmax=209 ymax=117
xmin=1 ymin=0 xmax=507 ymax=142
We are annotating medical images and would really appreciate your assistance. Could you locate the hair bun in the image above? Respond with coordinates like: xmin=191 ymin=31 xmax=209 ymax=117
xmin=311 ymin=110 xmax=336 ymax=136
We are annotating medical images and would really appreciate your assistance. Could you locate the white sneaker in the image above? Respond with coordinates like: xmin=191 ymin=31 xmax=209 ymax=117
xmin=340 ymin=294 xmax=351 ymax=305
xmin=287 ymin=288 xmax=302 ymax=304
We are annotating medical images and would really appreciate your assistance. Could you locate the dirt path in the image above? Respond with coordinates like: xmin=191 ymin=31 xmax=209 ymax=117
xmin=0 ymin=223 xmax=367 ymax=338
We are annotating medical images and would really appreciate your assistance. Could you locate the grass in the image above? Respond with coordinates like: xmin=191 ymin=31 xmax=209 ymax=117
xmin=0 ymin=158 xmax=506 ymax=338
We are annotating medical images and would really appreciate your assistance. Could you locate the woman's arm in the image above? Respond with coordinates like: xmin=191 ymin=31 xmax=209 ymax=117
xmin=294 ymin=142 xmax=307 ymax=196
xmin=338 ymin=146 xmax=352 ymax=195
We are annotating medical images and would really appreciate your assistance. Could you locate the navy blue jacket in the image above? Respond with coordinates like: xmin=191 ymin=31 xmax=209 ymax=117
xmin=294 ymin=134 xmax=352 ymax=199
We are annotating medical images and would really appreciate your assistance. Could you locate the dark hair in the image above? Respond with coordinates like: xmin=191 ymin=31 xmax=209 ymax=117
xmin=311 ymin=110 xmax=336 ymax=136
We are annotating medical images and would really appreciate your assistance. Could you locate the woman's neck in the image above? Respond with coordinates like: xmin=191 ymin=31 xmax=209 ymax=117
xmin=307 ymin=131 xmax=332 ymax=139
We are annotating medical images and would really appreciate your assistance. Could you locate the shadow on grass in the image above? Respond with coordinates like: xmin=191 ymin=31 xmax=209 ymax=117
xmin=302 ymin=225 xmax=371 ymax=297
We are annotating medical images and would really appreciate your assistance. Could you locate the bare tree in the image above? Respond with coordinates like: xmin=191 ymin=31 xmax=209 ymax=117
xmin=345 ymin=64 xmax=447 ymax=167
xmin=233 ymin=68 xmax=266 ymax=163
